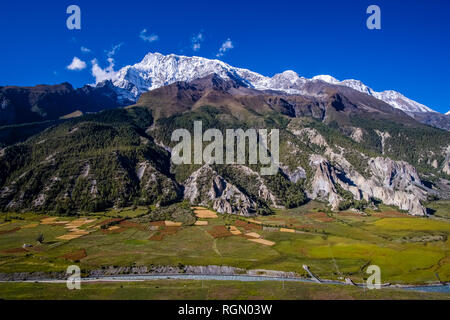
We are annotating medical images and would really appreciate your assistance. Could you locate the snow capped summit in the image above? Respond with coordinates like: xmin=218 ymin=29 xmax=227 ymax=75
xmin=446 ymin=111 xmax=450 ymax=115
xmin=372 ymin=90 xmax=434 ymax=113
xmin=312 ymin=75 xmax=339 ymax=84
xmin=101 ymin=52 xmax=437 ymax=114
xmin=108 ymin=52 xmax=266 ymax=102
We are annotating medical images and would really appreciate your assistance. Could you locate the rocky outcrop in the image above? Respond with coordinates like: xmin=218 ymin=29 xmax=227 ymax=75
xmin=183 ymin=164 xmax=258 ymax=215
xmin=374 ymin=130 xmax=391 ymax=155
xmin=292 ymin=127 xmax=328 ymax=148
xmin=280 ymin=164 xmax=307 ymax=183
xmin=307 ymin=155 xmax=343 ymax=210
xmin=363 ymin=157 xmax=427 ymax=215
xmin=350 ymin=127 xmax=364 ymax=143
xmin=306 ymin=152 xmax=427 ymax=215
xmin=233 ymin=165 xmax=280 ymax=207
xmin=443 ymin=146 xmax=450 ymax=175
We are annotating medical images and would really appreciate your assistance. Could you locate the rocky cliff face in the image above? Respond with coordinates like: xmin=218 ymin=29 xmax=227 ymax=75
xmin=306 ymin=154 xmax=427 ymax=215
xmin=443 ymin=146 xmax=450 ymax=175
xmin=183 ymin=164 xmax=259 ymax=215
xmin=287 ymin=125 xmax=429 ymax=215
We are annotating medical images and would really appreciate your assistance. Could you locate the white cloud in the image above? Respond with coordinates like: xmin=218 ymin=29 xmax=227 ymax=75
xmin=216 ymin=38 xmax=234 ymax=57
xmin=191 ymin=32 xmax=204 ymax=52
xmin=91 ymin=43 xmax=123 ymax=83
xmin=139 ymin=29 xmax=159 ymax=43
xmin=81 ymin=46 xmax=91 ymax=53
xmin=91 ymin=58 xmax=117 ymax=83
xmin=106 ymin=43 xmax=124 ymax=58
xmin=66 ymin=57 xmax=87 ymax=71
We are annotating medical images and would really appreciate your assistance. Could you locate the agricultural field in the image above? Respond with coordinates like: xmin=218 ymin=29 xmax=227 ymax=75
xmin=0 ymin=201 xmax=449 ymax=299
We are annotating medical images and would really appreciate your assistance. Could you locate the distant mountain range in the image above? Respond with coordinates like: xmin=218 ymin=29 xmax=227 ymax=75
xmin=108 ymin=52 xmax=439 ymax=114
xmin=1 ymin=52 xmax=449 ymax=131
xmin=0 ymin=81 xmax=124 ymax=126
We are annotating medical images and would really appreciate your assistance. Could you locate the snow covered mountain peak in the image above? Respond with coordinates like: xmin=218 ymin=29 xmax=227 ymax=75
xmin=110 ymin=52 xmax=266 ymax=102
xmin=312 ymin=75 xmax=339 ymax=84
xmin=104 ymin=52 xmax=437 ymax=114
xmin=372 ymin=90 xmax=434 ymax=113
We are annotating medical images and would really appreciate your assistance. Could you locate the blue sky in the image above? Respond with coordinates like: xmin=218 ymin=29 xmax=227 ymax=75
xmin=0 ymin=0 xmax=449 ymax=113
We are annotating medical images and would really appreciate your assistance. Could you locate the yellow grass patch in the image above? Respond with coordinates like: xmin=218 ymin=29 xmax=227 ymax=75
xmin=248 ymin=238 xmax=275 ymax=246
xmin=55 ymin=220 xmax=93 ymax=240
xmin=70 ymin=230 xmax=90 ymax=235
xmin=107 ymin=226 xmax=120 ymax=231
xmin=245 ymin=232 xmax=261 ymax=239
xmin=48 ymin=221 xmax=70 ymax=225
xmin=22 ymin=223 xmax=39 ymax=229
xmin=194 ymin=221 xmax=208 ymax=226
xmin=247 ymin=219 xmax=262 ymax=225
xmin=280 ymin=228 xmax=296 ymax=233
xmin=164 ymin=221 xmax=183 ymax=227
xmin=64 ymin=218 xmax=97 ymax=229
xmin=56 ymin=234 xmax=83 ymax=241
xmin=192 ymin=206 xmax=208 ymax=210
xmin=194 ymin=210 xmax=218 ymax=219
xmin=40 ymin=217 xmax=58 ymax=224
xmin=229 ymin=226 xmax=242 ymax=235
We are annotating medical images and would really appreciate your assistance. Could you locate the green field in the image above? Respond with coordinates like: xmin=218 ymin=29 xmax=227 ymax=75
xmin=0 ymin=201 xmax=449 ymax=300
xmin=0 ymin=280 xmax=448 ymax=300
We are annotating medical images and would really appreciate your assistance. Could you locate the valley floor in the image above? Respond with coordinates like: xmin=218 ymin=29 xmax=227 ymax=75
xmin=0 ymin=201 xmax=449 ymax=299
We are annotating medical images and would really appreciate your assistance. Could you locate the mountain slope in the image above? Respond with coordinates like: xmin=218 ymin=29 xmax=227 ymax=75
xmin=0 ymin=108 xmax=181 ymax=213
xmin=139 ymin=75 xmax=450 ymax=215
xmin=1 ymin=59 xmax=449 ymax=216
xmin=410 ymin=112 xmax=450 ymax=131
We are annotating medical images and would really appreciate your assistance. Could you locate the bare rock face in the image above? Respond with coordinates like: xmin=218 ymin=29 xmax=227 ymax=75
xmin=183 ymin=164 xmax=258 ymax=215
xmin=443 ymin=146 xmax=450 ymax=175
xmin=307 ymin=153 xmax=427 ymax=215
xmin=349 ymin=127 xmax=364 ymax=143
xmin=280 ymin=164 xmax=307 ymax=183
xmin=374 ymin=130 xmax=391 ymax=155
xmin=292 ymin=128 xmax=328 ymax=147
xmin=364 ymin=157 xmax=427 ymax=215
xmin=368 ymin=157 xmax=421 ymax=190
xmin=307 ymin=155 xmax=343 ymax=210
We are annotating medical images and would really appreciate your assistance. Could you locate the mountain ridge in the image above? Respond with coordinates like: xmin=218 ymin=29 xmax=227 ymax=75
xmin=105 ymin=52 xmax=439 ymax=115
